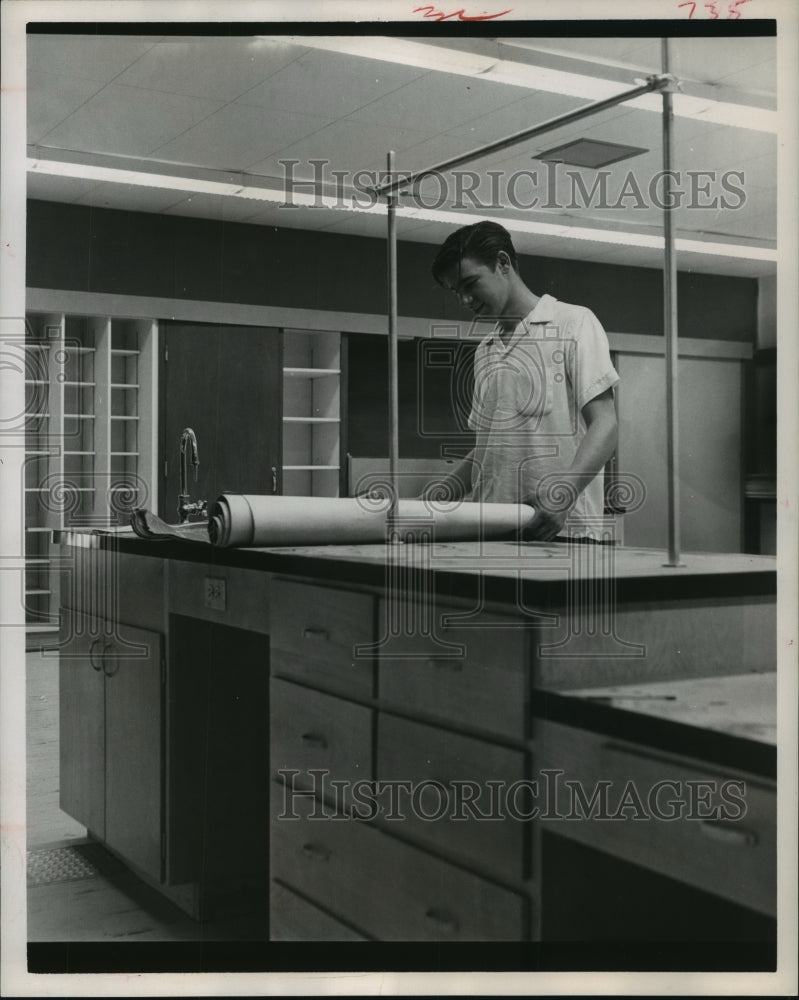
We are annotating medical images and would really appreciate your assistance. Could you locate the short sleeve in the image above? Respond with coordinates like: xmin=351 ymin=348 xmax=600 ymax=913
xmin=570 ymin=307 xmax=620 ymax=411
xmin=467 ymin=337 xmax=493 ymax=431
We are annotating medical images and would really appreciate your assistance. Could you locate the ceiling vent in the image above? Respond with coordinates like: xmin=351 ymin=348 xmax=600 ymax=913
xmin=533 ymin=138 xmax=649 ymax=168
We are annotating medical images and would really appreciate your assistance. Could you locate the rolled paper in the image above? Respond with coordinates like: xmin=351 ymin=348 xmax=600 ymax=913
xmin=207 ymin=493 xmax=535 ymax=548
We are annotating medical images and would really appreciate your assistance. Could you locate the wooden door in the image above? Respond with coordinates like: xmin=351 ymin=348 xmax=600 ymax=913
xmin=59 ymin=611 xmax=105 ymax=837
xmin=103 ymin=623 xmax=164 ymax=882
xmin=159 ymin=323 xmax=282 ymax=522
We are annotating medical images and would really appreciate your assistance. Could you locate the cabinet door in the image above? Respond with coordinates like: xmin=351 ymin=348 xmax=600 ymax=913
xmin=159 ymin=322 xmax=282 ymax=519
xmin=103 ymin=623 xmax=164 ymax=882
xmin=59 ymin=613 xmax=105 ymax=837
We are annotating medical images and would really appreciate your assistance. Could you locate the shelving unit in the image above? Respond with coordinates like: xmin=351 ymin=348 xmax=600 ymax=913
xmin=282 ymin=329 xmax=341 ymax=497
xmin=23 ymin=311 xmax=158 ymax=632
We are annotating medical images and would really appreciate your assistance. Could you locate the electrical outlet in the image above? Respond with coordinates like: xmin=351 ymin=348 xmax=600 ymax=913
xmin=204 ymin=577 xmax=226 ymax=611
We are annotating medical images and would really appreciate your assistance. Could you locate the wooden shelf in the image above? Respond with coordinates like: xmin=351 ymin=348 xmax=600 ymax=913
xmin=24 ymin=310 xmax=158 ymax=627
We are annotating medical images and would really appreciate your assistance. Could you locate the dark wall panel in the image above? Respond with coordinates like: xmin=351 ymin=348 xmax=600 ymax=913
xmin=346 ymin=334 xmax=476 ymax=459
xmin=27 ymin=200 xmax=757 ymax=342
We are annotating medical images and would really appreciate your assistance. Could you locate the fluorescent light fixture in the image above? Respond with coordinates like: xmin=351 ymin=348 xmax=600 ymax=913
xmin=534 ymin=138 xmax=650 ymax=168
xmin=274 ymin=35 xmax=777 ymax=135
xmin=27 ymin=156 xmax=776 ymax=264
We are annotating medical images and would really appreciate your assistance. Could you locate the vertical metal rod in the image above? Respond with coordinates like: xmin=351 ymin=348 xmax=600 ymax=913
xmin=386 ymin=150 xmax=400 ymax=538
xmin=662 ymin=38 xmax=682 ymax=566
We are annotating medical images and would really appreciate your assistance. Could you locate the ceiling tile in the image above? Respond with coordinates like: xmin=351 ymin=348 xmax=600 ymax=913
xmin=345 ymin=73 xmax=535 ymax=134
xmin=238 ymin=49 xmax=427 ymax=119
xmin=151 ymin=102 xmax=329 ymax=171
xmin=40 ymin=84 xmax=226 ymax=158
xmin=447 ymin=91 xmax=595 ymax=145
xmin=500 ymin=37 xmax=661 ymax=70
xmin=675 ymin=125 xmax=775 ymax=172
xmin=27 ymin=35 xmax=160 ymax=84
xmin=715 ymin=58 xmax=777 ymax=96
xmin=248 ymin=119 xmax=431 ymax=185
xmin=114 ymin=37 xmax=310 ymax=102
xmin=666 ymin=37 xmax=776 ymax=90
xmin=27 ymin=71 xmax=108 ymax=144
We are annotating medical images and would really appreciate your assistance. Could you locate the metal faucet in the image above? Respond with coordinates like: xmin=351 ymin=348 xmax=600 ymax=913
xmin=178 ymin=427 xmax=207 ymax=523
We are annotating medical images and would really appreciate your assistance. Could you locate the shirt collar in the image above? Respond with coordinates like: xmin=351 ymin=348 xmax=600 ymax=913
xmin=491 ymin=294 xmax=559 ymax=349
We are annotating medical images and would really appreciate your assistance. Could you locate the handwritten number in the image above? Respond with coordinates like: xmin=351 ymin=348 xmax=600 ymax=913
xmin=678 ymin=0 xmax=751 ymax=15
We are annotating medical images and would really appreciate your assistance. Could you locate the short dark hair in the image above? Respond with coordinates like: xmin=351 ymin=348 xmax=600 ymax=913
xmin=431 ymin=221 xmax=518 ymax=286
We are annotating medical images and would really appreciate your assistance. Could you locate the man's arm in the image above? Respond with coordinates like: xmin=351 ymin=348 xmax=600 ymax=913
xmin=523 ymin=388 xmax=618 ymax=541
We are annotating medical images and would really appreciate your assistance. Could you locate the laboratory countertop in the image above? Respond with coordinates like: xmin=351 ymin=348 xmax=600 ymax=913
xmin=534 ymin=671 xmax=778 ymax=778
xmin=55 ymin=527 xmax=776 ymax=604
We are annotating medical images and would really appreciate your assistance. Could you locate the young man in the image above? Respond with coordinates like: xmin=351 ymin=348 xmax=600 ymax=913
xmin=429 ymin=221 xmax=619 ymax=542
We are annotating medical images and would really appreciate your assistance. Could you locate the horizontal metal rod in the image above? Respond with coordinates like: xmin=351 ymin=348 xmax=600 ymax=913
xmin=373 ymin=74 xmax=673 ymax=198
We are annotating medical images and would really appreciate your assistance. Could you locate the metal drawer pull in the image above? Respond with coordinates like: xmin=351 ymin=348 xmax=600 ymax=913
xmin=89 ymin=638 xmax=104 ymax=671
xmin=699 ymin=820 xmax=759 ymax=847
xmin=425 ymin=907 xmax=459 ymax=932
xmin=102 ymin=643 xmax=120 ymax=678
xmin=301 ymin=842 xmax=331 ymax=862
xmin=302 ymin=627 xmax=330 ymax=641
xmin=301 ymin=732 xmax=328 ymax=750
xmin=426 ymin=657 xmax=463 ymax=672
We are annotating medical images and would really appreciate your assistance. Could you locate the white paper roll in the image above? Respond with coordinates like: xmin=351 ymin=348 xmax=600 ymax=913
xmin=208 ymin=493 xmax=535 ymax=548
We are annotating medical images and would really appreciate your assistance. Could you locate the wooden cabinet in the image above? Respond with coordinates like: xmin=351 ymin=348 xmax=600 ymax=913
xmin=60 ymin=608 xmax=164 ymax=882
xmin=268 ymin=577 xmax=535 ymax=941
xmin=268 ymin=573 xmax=776 ymax=942
xmin=159 ymin=322 xmax=282 ymax=517
xmin=535 ymin=718 xmax=777 ymax=919
xmin=59 ymin=548 xmax=270 ymax=919
xmin=58 ymin=620 xmax=105 ymax=838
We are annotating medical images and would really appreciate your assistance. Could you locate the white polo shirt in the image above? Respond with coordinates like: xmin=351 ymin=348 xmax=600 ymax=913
xmin=467 ymin=294 xmax=619 ymax=538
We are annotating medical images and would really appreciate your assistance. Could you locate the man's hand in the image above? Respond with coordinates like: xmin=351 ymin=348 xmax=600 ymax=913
xmin=521 ymin=482 xmax=573 ymax=541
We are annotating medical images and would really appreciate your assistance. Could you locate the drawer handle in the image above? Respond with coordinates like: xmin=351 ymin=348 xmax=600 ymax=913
xmin=89 ymin=638 xmax=104 ymax=672
xmin=301 ymin=732 xmax=328 ymax=750
xmin=425 ymin=907 xmax=459 ymax=932
xmin=302 ymin=627 xmax=330 ymax=641
xmin=301 ymin=842 xmax=331 ymax=862
xmin=426 ymin=657 xmax=463 ymax=672
xmin=102 ymin=643 xmax=120 ymax=678
xmin=699 ymin=820 xmax=759 ymax=848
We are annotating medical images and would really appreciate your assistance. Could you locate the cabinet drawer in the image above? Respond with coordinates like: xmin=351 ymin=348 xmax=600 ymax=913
xmin=536 ymin=719 xmax=776 ymax=916
xmin=271 ymin=678 xmax=373 ymax=808
xmin=270 ymin=881 xmax=368 ymax=941
xmin=377 ymin=714 xmax=529 ymax=883
xmin=271 ymin=792 xmax=527 ymax=941
xmin=168 ymin=561 xmax=270 ymax=634
xmin=377 ymin=602 xmax=529 ymax=738
xmin=270 ymin=579 xmax=376 ymax=698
